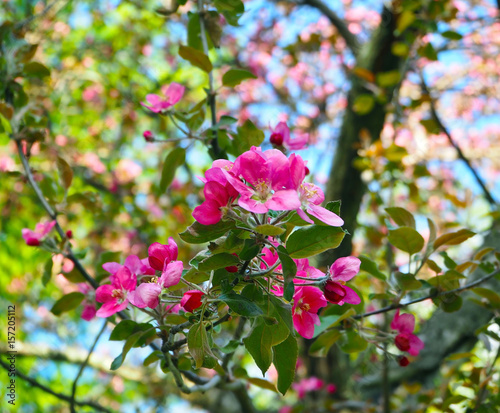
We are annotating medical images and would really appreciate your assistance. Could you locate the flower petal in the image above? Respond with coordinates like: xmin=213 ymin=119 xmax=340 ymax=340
xmin=330 ymin=256 xmax=361 ymax=282
xmin=266 ymin=190 xmax=301 ymax=211
xmin=160 ymin=261 xmax=183 ymax=288
xmin=307 ymin=204 xmax=344 ymax=227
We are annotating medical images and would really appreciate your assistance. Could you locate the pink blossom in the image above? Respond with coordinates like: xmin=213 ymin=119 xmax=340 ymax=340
xmin=128 ymin=261 xmax=183 ymax=308
xmin=292 ymin=376 xmax=325 ymax=399
xmin=326 ymin=383 xmax=337 ymax=394
xmin=22 ymin=220 xmax=56 ymax=246
xmin=292 ymin=286 xmax=327 ymax=339
xmin=148 ymin=238 xmax=178 ymax=271
xmin=141 ymin=82 xmax=185 ymax=113
xmin=270 ymin=122 xmax=308 ymax=150
xmin=324 ymin=256 xmax=361 ymax=305
xmin=78 ymin=283 xmax=96 ymax=321
xmin=102 ymin=255 xmax=155 ymax=277
xmin=180 ymin=290 xmax=204 ymax=312
xmin=289 ymin=154 xmax=343 ymax=226
xmin=227 ymin=148 xmax=301 ymax=213
xmin=391 ymin=310 xmax=424 ymax=356
xmin=96 ymin=267 xmax=137 ymax=317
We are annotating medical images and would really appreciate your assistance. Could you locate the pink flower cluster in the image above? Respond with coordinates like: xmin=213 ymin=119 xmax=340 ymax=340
xmin=141 ymin=82 xmax=185 ymax=113
xmin=193 ymin=147 xmax=344 ymax=227
xmin=260 ymin=246 xmax=361 ymax=339
xmin=292 ymin=376 xmax=336 ymax=399
xmin=391 ymin=310 xmax=424 ymax=359
xmin=93 ymin=238 xmax=197 ymax=318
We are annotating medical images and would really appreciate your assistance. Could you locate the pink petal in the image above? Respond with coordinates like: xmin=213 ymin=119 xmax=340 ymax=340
xmin=22 ymin=229 xmax=40 ymax=244
xmin=140 ymin=102 xmax=160 ymax=113
xmin=193 ymin=200 xmax=224 ymax=225
xmin=266 ymin=190 xmax=301 ymax=211
xmin=307 ymin=204 xmax=344 ymax=227
xmin=296 ymin=208 xmax=314 ymax=224
xmin=341 ymin=285 xmax=361 ymax=305
xmin=289 ymin=153 xmax=306 ymax=190
xmin=81 ymin=304 xmax=96 ymax=321
xmin=95 ymin=284 xmax=115 ymax=303
xmin=129 ymin=283 xmax=162 ymax=308
xmin=162 ymin=83 xmax=185 ymax=106
xmin=204 ymin=181 xmax=229 ymax=205
xmin=391 ymin=310 xmax=415 ymax=334
xmin=114 ymin=266 xmax=137 ymax=292
xmin=124 ymin=255 xmax=143 ymax=275
xmin=408 ymin=334 xmax=425 ymax=356
xmin=145 ymin=94 xmax=162 ymax=105
xmin=159 ymin=260 xmax=183 ymax=288
xmin=235 ymin=150 xmax=269 ymax=186
xmin=238 ymin=196 xmax=268 ymax=213
xmin=96 ymin=300 xmax=128 ymax=318
xmin=285 ymin=132 xmax=308 ymax=150
xmin=293 ymin=311 xmax=320 ymax=339
xmin=102 ymin=262 xmax=122 ymax=275
xmin=330 ymin=256 xmax=361 ymax=282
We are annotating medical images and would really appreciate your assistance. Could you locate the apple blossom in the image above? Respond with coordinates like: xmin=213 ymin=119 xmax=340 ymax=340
xmin=141 ymin=82 xmax=185 ymax=113
xmin=22 ymin=220 xmax=56 ymax=246
xmin=292 ymin=286 xmax=328 ymax=339
xmin=148 ymin=238 xmax=178 ymax=271
xmin=323 ymin=256 xmax=361 ymax=305
xmin=391 ymin=310 xmax=424 ymax=356
xmin=96 ymin=266 xmax=137 ymax=317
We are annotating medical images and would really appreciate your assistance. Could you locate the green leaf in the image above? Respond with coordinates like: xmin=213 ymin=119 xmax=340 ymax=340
xmin=243 ymin=319 xmax=275 ymax=375
xmin=110 ymin=330 xmax=145 ymax=370
xmin=276 ymin=246 xmax=297 ymax=302
xmin=0 ymin=113 xmax=12 ymax=134
xmin=441 ymin=30 xmax=462 ymax=40
xmin=179 ymin=45 xmax=213 ymax=72
xmin=269 ymin=295 xmax=294 ymax=335
xmin=376 ymin=70 xmax=401 ymax=88
xmin=56 ymin=156 xmax=73 ymax=191
xmin=213 ymin=0 xmax=244 ymax=26
xmin=396 ymin=10 xmax=416 ymax=34
xmin=437 ymin=294 xmax=463 ymax=313
xmin=188 ymin=322 xmax=218 ymax=369
xmin=143 ymin=351 xmax=164 ymax=366
xmin=273 ymin=333 xmax=298 ymax=395
xmin=247 ymin=377 xmax=278 ymax=392
xmin=309 ymin=330 xmax=342 ymax=357
xmin=24 ymin=61 xmax=51 ymax=78
xmin=110 ymin=320 xmax=139 ymax=341
xmin=198 ymin=252 xmax=240 ymax=271
xmin=417 ymin=43 xmax=438 ymax=61
xmin=239 ymin=238 xmax=261 ymax=260
xmin=232 ymin=119 xmax=265 ymax=156
xmin=222 ymin=69 xmax=257 ymax=87
xmin=179 ymin=220 xmax=236 ymax=244
xmin=187 ymin=12 xmax=202 ymax=50
xmin=254 ymin=224 xmax=285 ymax=236
xmin=352 ymin=94 xmax=375 ymax=115
xmin=313 ymin=308 xmax=356 ymax=338
xmin=385 ymin=207 xmax=415 ymax=229
xmin=219 ymin=291 xmax=264 ymax=317
xmin=359 ymin=255 xmax=386 ymax=280
xmin=339 ymin=330 xmax=368 ymax=353
xmin=433 ymin=229 xmax=476 ymax=249
xmin=42 ymin=258 xmax=53 ymax=286
xmin=159 ymin=147 xmax=186 ymax=193
xmin=472 ymin=288 xmax=500 ymax=308
xmin=205 ymin=10 xmax=222 ymax=48
xmin=395 ymin=272 xmax=423 ymax=291
xmin=50 ymin=292 xmax=85 ymax=316
xmin=388 ymin=227 xmax=424 ymax=254
xmin=286 ymin=225 xmax=345 ymax=258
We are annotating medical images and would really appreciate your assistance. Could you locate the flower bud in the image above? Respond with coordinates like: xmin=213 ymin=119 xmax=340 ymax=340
xmin=143 ymin=130 xmax=154 ymax=142
xmin=66 ymin=230 xmax=73 ymax=239
xmin=180 ymin=290 xmax=204 ymax=313
xmin=323 ymin=279 xmax=346 ymax=304
xmin=399 ymin=356 xmax=410 ymax=367
xmin=270 ymin=132 xmax=284 ymax=146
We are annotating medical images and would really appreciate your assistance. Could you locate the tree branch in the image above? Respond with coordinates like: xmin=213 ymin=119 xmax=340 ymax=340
xmin=299 ymin=0 xmax=360 ymax=55
xmin=70 ymin=320 xmax=107 ymax=413
xmin=354 ymin=267 xmax=500 ymax=319
xmin=420 ymin=77 xmax=497 ymax=207
xmin=0 ymin=358 xmax=112 ymax=413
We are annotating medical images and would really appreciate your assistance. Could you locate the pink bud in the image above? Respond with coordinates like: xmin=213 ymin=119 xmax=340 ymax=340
xmin=323 ymin=280 xmax=346 ymax=304
xmin=326 ymin=383 xmax=337 ymax=394
xmin=399 ymin=356 xmax=410 ymax=367
xmin=180 ymin=290 xmax=204 ymax=313
xmin=143 ymin=130 xmax=154 ymax=142
xmin=66 ymin=230 xmax=73 ymax=239
xmin=270 ymin=132 xmax=284 ymax=146
xmin=26 ymin=238 xmax=40 ymax=246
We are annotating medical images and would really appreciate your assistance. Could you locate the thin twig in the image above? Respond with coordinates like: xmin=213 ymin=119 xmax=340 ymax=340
xmin=298 ymin=0 xmax=360 ymax=55
xmin=70 ymin=320 xmax=108 ymax=413
xmin=0 ymin=358 xmax=112 ymax=413
xmin=198 ymin=0 xmax=223 ymax=158
xmin=354 ymin=268 xmax=500 ymax=319
xmin=421 ymin=77 xmax=497 ymax=207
